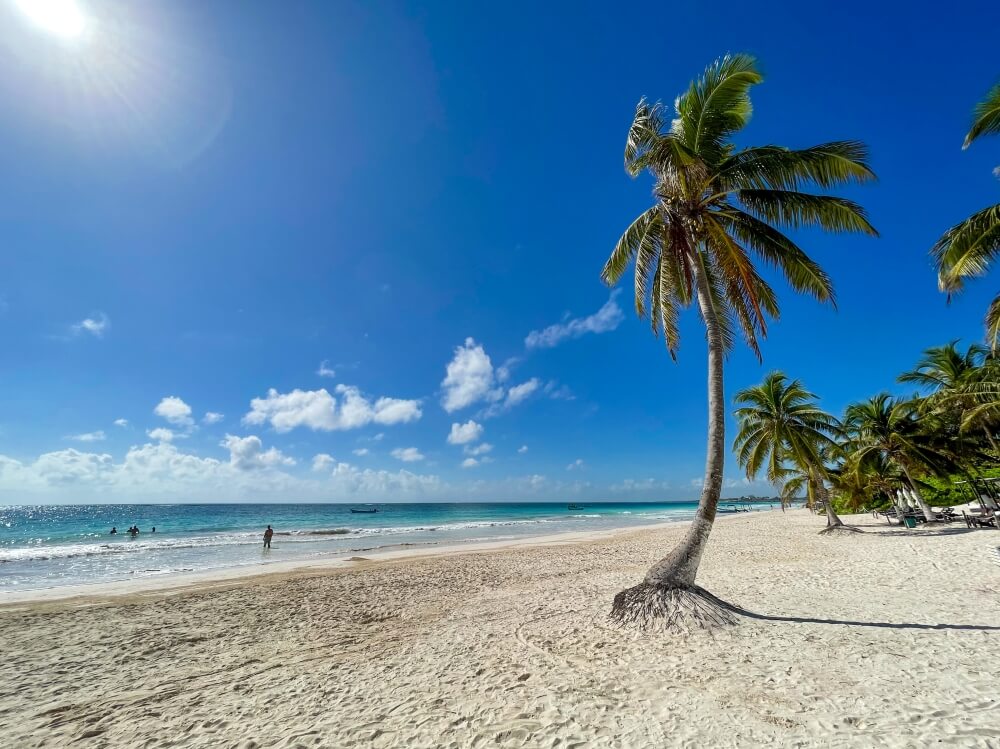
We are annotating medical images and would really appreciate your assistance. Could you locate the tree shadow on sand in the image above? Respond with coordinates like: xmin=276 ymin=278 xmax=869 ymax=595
xmin=702 ymin=590 xmax=1000 ymax=632
xmin=866 ymin=526 xmax=988 ymax=537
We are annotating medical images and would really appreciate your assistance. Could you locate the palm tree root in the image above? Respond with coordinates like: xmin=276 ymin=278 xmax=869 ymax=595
xmin=609 ymin=582 xmax=738 ymax=631
xmin=818 ymin=524 xmax=863 ymax=535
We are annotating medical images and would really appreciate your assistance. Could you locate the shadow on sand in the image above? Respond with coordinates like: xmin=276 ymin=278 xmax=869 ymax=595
xmin=703 ymin=591 xmax=1000 ymax=632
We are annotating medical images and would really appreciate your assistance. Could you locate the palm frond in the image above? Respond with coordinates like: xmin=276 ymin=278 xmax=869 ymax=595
xmin=738 ymin=190 xmax=878 ymax=235
xmin=964 ymin=81 xmax=1000 ymax=148
xmin=932 ymin=204 xmax=1000 ymax=293
xmin=624 ymin=98 xmax=666 ymax=174
xmin=717 ymin=141 xmax=876 ymax=191
xmin=712 ymin=208 xmax=836 ymax=304
xmin=987 ymin=294 xmax=1000 ymax=352
xmin=603 ymin=207 xmax=662 ymax=288
xmin=672 ymin=53 xmax=762 ymax=165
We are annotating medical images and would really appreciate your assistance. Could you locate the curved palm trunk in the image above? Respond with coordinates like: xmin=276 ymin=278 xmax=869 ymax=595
xmin=645 ymin=261 xmax=726 ymax=588
xmin=812 ymin=470 xmax=843 ymax=528
xmin=643 ymin=257 xmax=724 ymax=587
xmin=901 ymin=464 xmax=936 ymax=522
xmin=610 ymin=253 xmax=735 ymax=629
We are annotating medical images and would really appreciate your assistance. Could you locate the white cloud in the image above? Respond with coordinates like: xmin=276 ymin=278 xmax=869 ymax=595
xmin=496 ymin=357 xmax=520 ymax=383
xmin=611 ymin=478 xmax=670 ymax=494
xmin=518 ymin=445 xmax=528 ymax=454
xmin=202 ymin=412 xmax=224 ymax=425
xmin=504 ymin=378 xmax=540 ymax=408
xmin=464 ymin=442 xmax=493 ymax=456
xmin=461 ymin=457 xmax=480 ymax=469
xmin=441 ymin=338 xmax=502 ymax=412
xmin=447 ymin=420 xmax=484 ymax=445
xmin=243 ymin=386 xmax=421 ymax=433
xmin=373 ymin=396 xmax=423 ymax=424
xmin=323 ymin=461 xmax=442 ymax=496
xmin=0 ymin=446 xmax=614 ymax=503
xmin=34 ymin=449 xmax=113 ymax=483
xmin=372 ymin=433 xmax=385 ymax=441
xmin=566 ymin=458 xmax=585 ymax=471
xmin=391 ymin=447 xmax=424 ymax=462
xmin=524 ymin=292 xmax=624 ymax=349
xmin=66 ymin=431 xmax=106 ymax=443
xmin=146 ymin=428 xmax=175 ymax=443
xmin=71 ymin=312 xmax=110 ymax=338
xmin=312 ymin=453 xmax=336 ymax=472
xmin=689 ymin=476 xmax=757 ymax=490
xmin=113 ymin=418 xmax=128 ymax=428
xmin=544 ymin=381 xmax=575 ymax=401
xmin=155 ymin=396 xmax=194 ymax=428
xmin=352 ymin=448 xmax=370 ymax=456
xmin=317 ymin=360 xmax=336 ymax=378
xmin=221 ymin=434 xmax=295 ymax=471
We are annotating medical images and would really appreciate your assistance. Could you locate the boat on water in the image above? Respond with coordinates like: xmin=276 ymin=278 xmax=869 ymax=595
xmin=718 ymin=503 xmax=750 ymax=514
xmin=350 ymin=508 xmax=379 ymax=514
xmin=567 ymin=504 xmax=584 ymax=510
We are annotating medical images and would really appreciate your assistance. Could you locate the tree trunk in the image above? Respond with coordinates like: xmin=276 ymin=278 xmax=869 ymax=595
xmin=901 ymin=465 xmax=936 ymax=522
xmin=813 ymin=471 xmax=843 ymax=527
xmin=642 ymin=256 xmax=724 ymax=587
xmin=610 ymin=252 xmax=736 ymax=629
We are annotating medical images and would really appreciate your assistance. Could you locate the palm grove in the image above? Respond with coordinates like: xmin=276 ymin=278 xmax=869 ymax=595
xmin=604 ymin=55 xmax=999 ymax=629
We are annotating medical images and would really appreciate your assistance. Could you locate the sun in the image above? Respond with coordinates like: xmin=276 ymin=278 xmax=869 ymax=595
xmin=13 ymin=0 xmax=89 ymax=39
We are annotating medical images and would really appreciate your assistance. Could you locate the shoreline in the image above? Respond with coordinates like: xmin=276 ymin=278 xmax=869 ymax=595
xmin=0 ymin=512 xmax=758 ymax=609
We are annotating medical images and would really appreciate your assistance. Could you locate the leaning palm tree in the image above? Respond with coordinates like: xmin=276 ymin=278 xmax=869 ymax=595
xmin=733 ymin=372 xmax=851 ymax=533
xmin=842 ymin=395 xmax=956 ymax=522
xmin=933 ymin=81 xmax=1000 ymax=347
xmin=602 ymin=54 xmax=877 ymax=629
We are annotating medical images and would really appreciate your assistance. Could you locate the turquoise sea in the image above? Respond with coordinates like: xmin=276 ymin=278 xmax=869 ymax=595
xmin=0 ymin=501 xmax=769 ymax=591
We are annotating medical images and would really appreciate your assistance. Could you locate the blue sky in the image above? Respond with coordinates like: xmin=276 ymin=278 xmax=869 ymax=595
xmin=1 ymin=0 xmax=998 ymax=503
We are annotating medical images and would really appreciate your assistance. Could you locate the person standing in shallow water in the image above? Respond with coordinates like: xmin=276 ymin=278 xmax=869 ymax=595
xmin=263 ymin=525 xmax=273 ymax=549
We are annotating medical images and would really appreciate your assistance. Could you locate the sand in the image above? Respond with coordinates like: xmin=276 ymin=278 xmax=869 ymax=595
xmin=1 ymin=509 xmax=998 ymax=748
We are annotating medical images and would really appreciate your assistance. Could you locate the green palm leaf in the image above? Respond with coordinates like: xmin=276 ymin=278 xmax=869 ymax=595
xmin=932 ymin=204 xmax=1000 ymax=292
xmin=964 ymin=81 xmax=1000 ymax=148
xmin=717 ymin=141 xmax=876 ymax=191
xmin=738 ymin=190 xmax=878 ymax=235
xmin=672 ymin=53 xmax=762 ymax=165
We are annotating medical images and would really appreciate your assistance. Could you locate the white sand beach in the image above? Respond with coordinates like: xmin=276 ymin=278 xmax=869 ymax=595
xmin=2 ymin=510 xmax=999 ymax=748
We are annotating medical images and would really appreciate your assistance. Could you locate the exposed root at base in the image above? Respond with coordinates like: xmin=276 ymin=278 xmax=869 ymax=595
xmin=609 ymin=583 xmax=739 ymax=632
xmin=818 ymin=524 xmax=863 ymax=535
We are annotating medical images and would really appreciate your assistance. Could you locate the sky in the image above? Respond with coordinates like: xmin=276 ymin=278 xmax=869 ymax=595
xmin=1 ymin=0 xmax=998 ymax=504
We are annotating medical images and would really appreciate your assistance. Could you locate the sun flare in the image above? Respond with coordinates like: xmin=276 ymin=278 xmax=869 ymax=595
xmin=13 ymin=0 xmax=88 ymax=39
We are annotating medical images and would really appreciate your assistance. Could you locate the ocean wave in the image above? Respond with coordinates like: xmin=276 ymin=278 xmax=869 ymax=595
xmin=0 ymin=533 xmax=264 ymax=563
xmin=0 ymin=512 xmax=700 ymax=565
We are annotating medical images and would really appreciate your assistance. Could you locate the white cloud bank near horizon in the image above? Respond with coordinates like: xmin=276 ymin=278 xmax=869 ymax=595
xmin=0 ymin=438 xmax=773 ymax=503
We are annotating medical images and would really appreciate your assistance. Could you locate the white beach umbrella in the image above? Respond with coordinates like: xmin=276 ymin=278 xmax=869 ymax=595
xmin=894 ymin=490 xmax=908 ymax=513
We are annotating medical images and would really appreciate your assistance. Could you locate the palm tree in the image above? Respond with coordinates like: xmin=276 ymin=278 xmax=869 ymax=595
xmin=899 ymin=340 xmax=997 ymax=452
xmin=601 ymin=54 xmax=877 ymax=629
xmin=733 ymin=372 xmax=850 ymax=533
xmin=828 ymin=451 xmax=903 ymax=514
xmin=898 ymin=340 xmax=986 ymax=393
xmin=944 ymin=355 xmax=1000 ymax=441
xmin=933 ymin=82 xmax=1000 ymax=347
xmin=842 ymin=395 xmax=955 ymax=522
